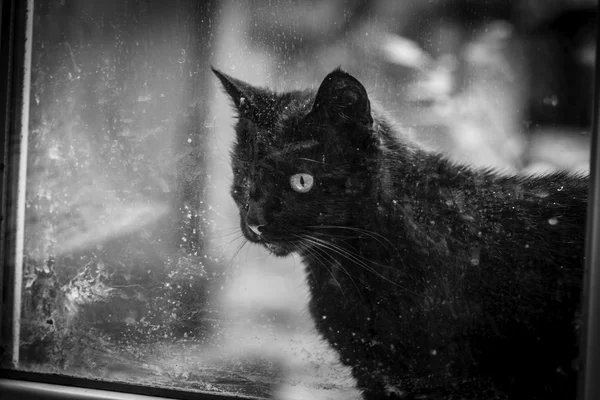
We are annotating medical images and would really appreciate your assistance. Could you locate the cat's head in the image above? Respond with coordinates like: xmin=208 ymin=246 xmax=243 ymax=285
xmin=213 ymin=67 xmax=379 ymax=256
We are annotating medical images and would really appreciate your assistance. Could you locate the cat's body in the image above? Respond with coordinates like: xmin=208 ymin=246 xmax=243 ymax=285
xmin=213 ymin=67 xmax=586 ymax=400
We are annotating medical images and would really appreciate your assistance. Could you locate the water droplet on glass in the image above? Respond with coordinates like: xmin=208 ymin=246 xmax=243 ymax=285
xmin=543 ymin=95 xmax=559 ymax=107
xmin=470 ymin=246 xmax=480 ymax=266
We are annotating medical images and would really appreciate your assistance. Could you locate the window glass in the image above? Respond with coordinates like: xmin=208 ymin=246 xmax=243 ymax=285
xmin=10 ymin=0 xmax=595 ymax=399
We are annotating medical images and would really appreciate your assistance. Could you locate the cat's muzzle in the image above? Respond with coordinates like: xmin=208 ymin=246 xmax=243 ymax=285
xmin=242 ymin=221 xmax=294 ymax=256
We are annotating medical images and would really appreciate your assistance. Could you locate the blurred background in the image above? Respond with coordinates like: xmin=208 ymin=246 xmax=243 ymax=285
xmin=17 ymin=0 xmax=595 ymax=399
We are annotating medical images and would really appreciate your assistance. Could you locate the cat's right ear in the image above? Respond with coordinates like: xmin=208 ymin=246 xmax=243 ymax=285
xmin=311 ymin=68 xmax=373 ymax=128
xmin=212 ymin=67 xmax=262 ymax=121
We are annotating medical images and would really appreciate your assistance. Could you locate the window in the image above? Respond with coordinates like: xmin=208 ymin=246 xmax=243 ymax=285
xmin=1 ymin=1 xmax=599 ymax=399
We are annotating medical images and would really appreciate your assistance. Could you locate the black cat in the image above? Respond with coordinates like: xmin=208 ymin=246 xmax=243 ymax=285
xmin=213 ymin=67 xmax=586 ymax=400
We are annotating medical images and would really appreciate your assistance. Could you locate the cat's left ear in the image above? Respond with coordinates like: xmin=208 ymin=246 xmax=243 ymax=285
xmin=212 ymin=67 xmax=271 ymax=124
xmin=311 ymin=68 xmax=373 ymax=128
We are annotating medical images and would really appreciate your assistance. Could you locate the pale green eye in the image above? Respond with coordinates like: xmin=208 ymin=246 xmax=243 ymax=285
xmin=290 ymin=173 xmax=314 ymax=193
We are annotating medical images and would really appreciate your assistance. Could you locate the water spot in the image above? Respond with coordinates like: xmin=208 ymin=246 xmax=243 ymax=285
xmin=177 ymin=49 xmax=186 ymax=64
xmin=543 ymin=95 xmax=559 ymax=107
xmin=48 ymin=147 xmax=60 ymax=160
xmin=548 ymin=217 xmax=559 ymax=226
xmin=469 ymin=246 xmax=480 ymax=266
xmin=461 ymin=214 xmax=475 ymax=222
xmin=385 ymin=384 xmax=405 ymax=396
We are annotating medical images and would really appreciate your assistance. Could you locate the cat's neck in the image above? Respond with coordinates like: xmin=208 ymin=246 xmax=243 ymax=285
xmin=370 ymin=117 xmax=461 ymax=209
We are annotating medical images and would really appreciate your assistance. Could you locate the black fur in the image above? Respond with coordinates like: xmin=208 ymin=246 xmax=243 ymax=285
xmin=214 ymin=67 xmax=586 ymax=400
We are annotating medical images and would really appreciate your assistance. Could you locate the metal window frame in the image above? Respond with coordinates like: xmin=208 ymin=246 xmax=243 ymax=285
xmin=578 ymin=7 xmax=600 ymax=400
xmin=0 ymin=1 xmax=599 ymax=400
xmin=0 ymin=0 xmax=29 ymax=373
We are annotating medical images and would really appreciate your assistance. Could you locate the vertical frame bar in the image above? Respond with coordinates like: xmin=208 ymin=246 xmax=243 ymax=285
xmin=0 ymin=0 xmax=32 ymax=368
xmin=579 ymin=7 xmax=600 ymax=400
xmin=12 ymin=0 xmax=33 ymax=368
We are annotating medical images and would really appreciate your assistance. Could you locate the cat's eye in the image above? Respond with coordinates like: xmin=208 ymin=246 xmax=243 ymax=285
xmin=290 ymin=173 xmax=314 ymax=193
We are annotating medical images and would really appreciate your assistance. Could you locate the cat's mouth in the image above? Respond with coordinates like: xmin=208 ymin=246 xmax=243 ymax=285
xmin=241 ymin=223 xmax=295 ymax=256
xmin=248 ymin=235 xmax=294 ymax=257
xmin=262 ymin=242 xmax=293 ymax=257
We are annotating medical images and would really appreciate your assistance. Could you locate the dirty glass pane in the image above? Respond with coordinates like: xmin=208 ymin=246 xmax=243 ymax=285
xmin=10 ymin=0 xmax=595 ymax=399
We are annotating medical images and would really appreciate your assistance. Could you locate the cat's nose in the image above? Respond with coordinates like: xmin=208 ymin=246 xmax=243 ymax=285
xmin=246 ymin=202 xmax=267 ymax=236
xmin=247 ymin=224 xmax=264 ymax=236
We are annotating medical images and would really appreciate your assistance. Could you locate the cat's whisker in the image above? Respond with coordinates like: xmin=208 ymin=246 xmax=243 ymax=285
xmin=302 ymin=235 xmax=380 ymax=276
xmin=301 ymin=238 xmax=366 ymax=301
xmin=296 ymin=240 xmax=349 ymax=304
xmin=307 ymin=225 xmax=400 ymax=256
xmin=209 ymin=239 xmax=247 ymax=264
xmin=303 ymin=232 xmax=398 ymax=272
xmin=225 ymin=234 xmax=246 ymax=247
xmin=305 ymin=236 xmax=422 ymax=298
xmin=229 ymin=237 xmax=249 ymax=262
xmin=303 ymin=229 xmax=358 ymax=241
xmin=210 ymin=228 xmax=245 ymax=245
xmin=211 ymin=214 xmax=243 ymax=223
xmin=216 ymin=229 xmax=245 ymax=239
xmin=292 ymin=157 xmax=344 ymax=169
xmin=295 ymin=234 xmax=363 ymax=283
xmin=299 ymin=234 xmax=416 ymax=295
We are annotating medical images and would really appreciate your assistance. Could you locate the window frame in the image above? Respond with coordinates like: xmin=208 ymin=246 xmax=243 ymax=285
xmin=0 ymin=0 xmax=29 ymax=373
xmin=579 ymin=7 xmax=600 ymax=400
xmin=0 ymin=1 xmax=599 ymax=399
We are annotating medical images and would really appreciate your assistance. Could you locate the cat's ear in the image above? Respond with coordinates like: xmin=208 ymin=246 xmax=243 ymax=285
xmin=212 ymin=67 xmax=257 ymax=115
xmin=212 ymin=67 xmax=271 ymax=124
xmin=311 ymin=68 xmax=373 ymax=127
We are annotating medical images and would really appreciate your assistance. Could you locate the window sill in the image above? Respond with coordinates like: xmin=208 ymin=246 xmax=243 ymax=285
xmin=0 ymin=370 xmax=256 ymax=400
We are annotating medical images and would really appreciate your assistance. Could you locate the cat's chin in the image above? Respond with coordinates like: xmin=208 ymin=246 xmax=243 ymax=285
xmin=263 ymin=242 xmax=294 ymax=257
